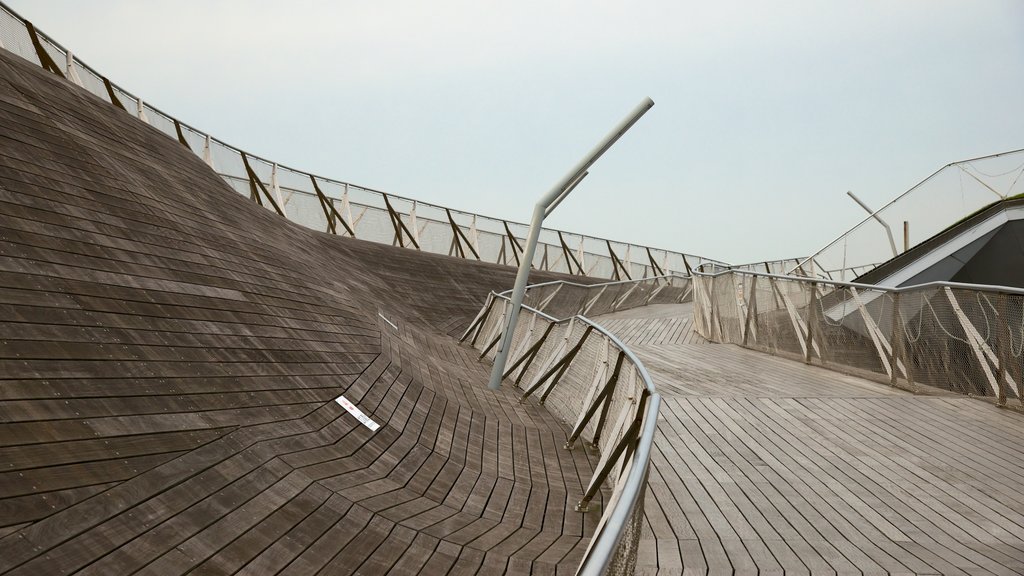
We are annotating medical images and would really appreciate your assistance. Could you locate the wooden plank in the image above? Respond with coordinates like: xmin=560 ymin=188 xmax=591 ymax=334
xmin=591 ymin=299 xmax=1024 ymax=575
xmin=0 ymin=48 xmax=604 ymax=576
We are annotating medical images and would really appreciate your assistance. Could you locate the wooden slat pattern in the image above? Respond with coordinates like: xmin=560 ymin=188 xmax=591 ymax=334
xmin=597 ymin=302 xmax=707 ymax=346
xmin=594 ymin=303 xmax=1024 ymax=575
xmin=0 ymin=49 xmax=604 ymax=575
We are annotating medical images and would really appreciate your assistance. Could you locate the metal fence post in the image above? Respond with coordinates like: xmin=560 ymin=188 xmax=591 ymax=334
xmin=996 ymin=292 xmax=1009 ymax=406
xmin=890 ymin=291 xmax=902 ymax=387
xmin=804 ymin=282 xmax=818 ymax=364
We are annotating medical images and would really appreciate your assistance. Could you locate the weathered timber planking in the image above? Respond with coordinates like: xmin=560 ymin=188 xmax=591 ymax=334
xmin=592 ymin=302 xmax=1024 ymax=575
xmin=0 ymin=47 xmax=604 ymax=575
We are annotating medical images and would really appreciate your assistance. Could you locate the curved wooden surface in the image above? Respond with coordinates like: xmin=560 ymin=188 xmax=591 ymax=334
xmin=595 ymin=303 xmax=1024 ymax=576
xmin=0 ymin=49 xmax=603 ymax=575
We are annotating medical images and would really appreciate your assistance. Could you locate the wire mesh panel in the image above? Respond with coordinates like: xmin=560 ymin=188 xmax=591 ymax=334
xmin=462 ymin=294 xmax=660 ymax=576
xmin=520 ymin=283 xmax=590 ymax=318
xmin=693 ymin=270 xmax=1024 ymax=407
xmin=541 ymin=323 xmax=606 ymax=428
xmin=0 ymin=7 xmax=34 ymax=62
xmin=516 ymin=275 xmax=695 ymax=325
xmin=0 ymin=3 xmax=726 ymax=281
xmin=796 ymin=149 xmax=1024 ymax=280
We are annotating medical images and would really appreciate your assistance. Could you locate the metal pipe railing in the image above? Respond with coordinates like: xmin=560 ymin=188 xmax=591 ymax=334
xmin=694 ymin=267 xmax=1024 ymax=298
xmin=0 ymin=3 xmax=728 ymax=282
xmin=467 ymin=290 xmax=660 ymax=575
xmin=497 ymin=272 xmax=688 ymax=297
xmin=847 ymin=190 xmax=899 ymax=258
xmin=689 ymin=267 xmax=1024 ymax=407
xmin=794 ymin=147 xmax=1024 ymax=277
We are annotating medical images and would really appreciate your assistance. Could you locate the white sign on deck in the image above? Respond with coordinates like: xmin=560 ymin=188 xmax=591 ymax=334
xmin=334 ymin=395 xmax=380 ymax=431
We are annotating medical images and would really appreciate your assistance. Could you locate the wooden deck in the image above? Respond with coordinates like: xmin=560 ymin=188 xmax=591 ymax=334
xmin=595 ymin=303 xmax=1024 ymax=575
xmin=6 ymin=32 xmax=1024 ymax=575
xmin=0 ymin=49 xmax=601 ymax=575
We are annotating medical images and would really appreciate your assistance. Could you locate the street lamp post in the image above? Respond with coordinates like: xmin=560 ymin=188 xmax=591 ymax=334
xmin=487 ymin=97 xmax=655 ymax=390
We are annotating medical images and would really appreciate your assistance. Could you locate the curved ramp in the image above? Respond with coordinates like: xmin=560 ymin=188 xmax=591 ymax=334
xmin=0 ymin=49 xmax=602 ymax=574
xmin=593 ymin=303 xmax=1024 ymax=575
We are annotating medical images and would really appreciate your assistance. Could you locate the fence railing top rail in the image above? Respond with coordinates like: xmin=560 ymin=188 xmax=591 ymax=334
xmin=485 ymin=289 xmax=660 ymax=575
xmin=792 ymin=147 xmax=1024 ymax=277
xmin=489 ymin=290 xmax=667 ymax=384
xmin=575 ymin=394 xmax=660 ymax=576
xmin=0 ymin=0 xmax=727 ymax=274
xmin=692 ymin=268 xmax=1024 ymax=297
xmin=502 ymin=272 xmax=692 ymax=297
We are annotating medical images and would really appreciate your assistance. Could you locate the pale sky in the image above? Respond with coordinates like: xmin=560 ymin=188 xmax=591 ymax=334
xmin=10 ymin=0 xmax=1024 ymax=263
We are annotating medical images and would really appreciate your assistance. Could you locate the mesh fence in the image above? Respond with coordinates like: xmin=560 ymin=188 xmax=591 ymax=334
xmin=0 ymin=3 xmax=726 ymax=281
xmin=693 ymin=271 xmax=1024 ymax=406
xmin=462 ymin=293 xmax=658 ymax=575
xmin=516 ymin=275 xmax=693 ymax=320
xmin=795 ymin=149 xmax=1024 ymax=281
xmin=726 ymin=258 xmax=807 ymax=275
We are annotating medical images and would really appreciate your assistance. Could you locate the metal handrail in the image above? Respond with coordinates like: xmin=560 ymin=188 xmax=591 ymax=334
xmin=515 ymin=261 xmax=1024 ymax=574
xmin=508 ymin=262 xmax=1024 ymax=302
xmin=499 ymin=272 xmax=689 ymax=297
xmin=689 ymin=265 xmax=1024 ymax=409
xmin=576 ymin=396 xmax=660 ymax=576
xmin=212 ymin=174 xmax=718 ymax=270
xmin=793 ymin=147 xmax=1024 ymax=277
xmin=477 ymin=291 xmax=660 ymax=575
xmin=692 ymin=268 xmax=1024 ymax=298
xmin=572 ymin=313 xmax=660 ymax=575
xmin=0 ymin=1 xmax=728 ymax=280
xmin=487 ymin=292 xmax=657 ymax=394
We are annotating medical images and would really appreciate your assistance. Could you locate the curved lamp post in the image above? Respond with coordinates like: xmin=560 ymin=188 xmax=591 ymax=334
xmin=488 ymin=97 xmax=655 ymax=390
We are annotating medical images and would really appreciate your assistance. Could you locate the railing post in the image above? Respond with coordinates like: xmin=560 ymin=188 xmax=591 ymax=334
xmin=137 ymin=98 xmax=150 ymax=124
xmin=505 ymin=323 xmax=554 ymax=383
xmin=890 ymin=292 xmax=902 ymax=387
xmin=202 ymin=135 xmax=215 ymax=169
xmin=173 ymin=118 xmax=190 ymax=149
xmin=996 ymin=293 xmax=1009 ymax=406
xmin=65 ymin=50 xmax=84 ymax=87
xmin=804 ymin=281 xmax=818 ymax=364
xmin=944 ymin=287 xmax=999 ymax=396
xmin=521 ymin=326 xmax=594 ymax=402
xmin=461 ymin=295 xmax=497 ymax=345
xmin=25 ymin=21 xmax=64 ymax=78
xmin=270 ymin=164 xmax=287 ymax=216
xmin=709 ymin=275 xmax=721 ymax=341
xmin=898 ymin=292 xmax=915 ymax=388
xmin=576 ymin=410 xmax=643 ymax=512
xmin=742 ymin=274 xmax=758 ymax=347
xmin=470 ymin=215 xmax=481 ymax=257
xmin=566 ymin=351 xmax=624 ymax=449
xmin=409 ymin=201 xmax=421 ymax=247
xmin=578 ymin=237 xmax=587 ymax=275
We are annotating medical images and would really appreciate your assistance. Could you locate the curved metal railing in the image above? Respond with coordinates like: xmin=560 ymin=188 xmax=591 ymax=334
xmin=501 ymin=273 xmax=693 ymax=320
xmin=691 ymin=267 xmax=1024 ymax=406
xmin=793 ymin=148 xmax=1024 ymax=281
xmin=0 ymin=1 xmax=727 ymax=280
xmin=573 ymin=316 xmax=660 ymax=576
xmin=461 ymin=290 xmax=661 ymax=575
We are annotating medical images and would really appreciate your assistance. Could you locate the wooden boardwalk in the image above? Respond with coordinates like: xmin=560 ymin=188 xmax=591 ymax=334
xmin=596 ymin=303 xmax=1024 ymax=576
xmin=6 ymin=32 xmax=1024 ymax=575
xmin=0 ymin=49 xmax=601 ymax=575
xmin=595 ymin=304 xmax=708 ymax=347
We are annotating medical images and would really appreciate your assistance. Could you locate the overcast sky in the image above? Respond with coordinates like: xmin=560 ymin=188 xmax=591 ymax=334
xmin=10 ymin=1 xmax=1024 ymax=263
